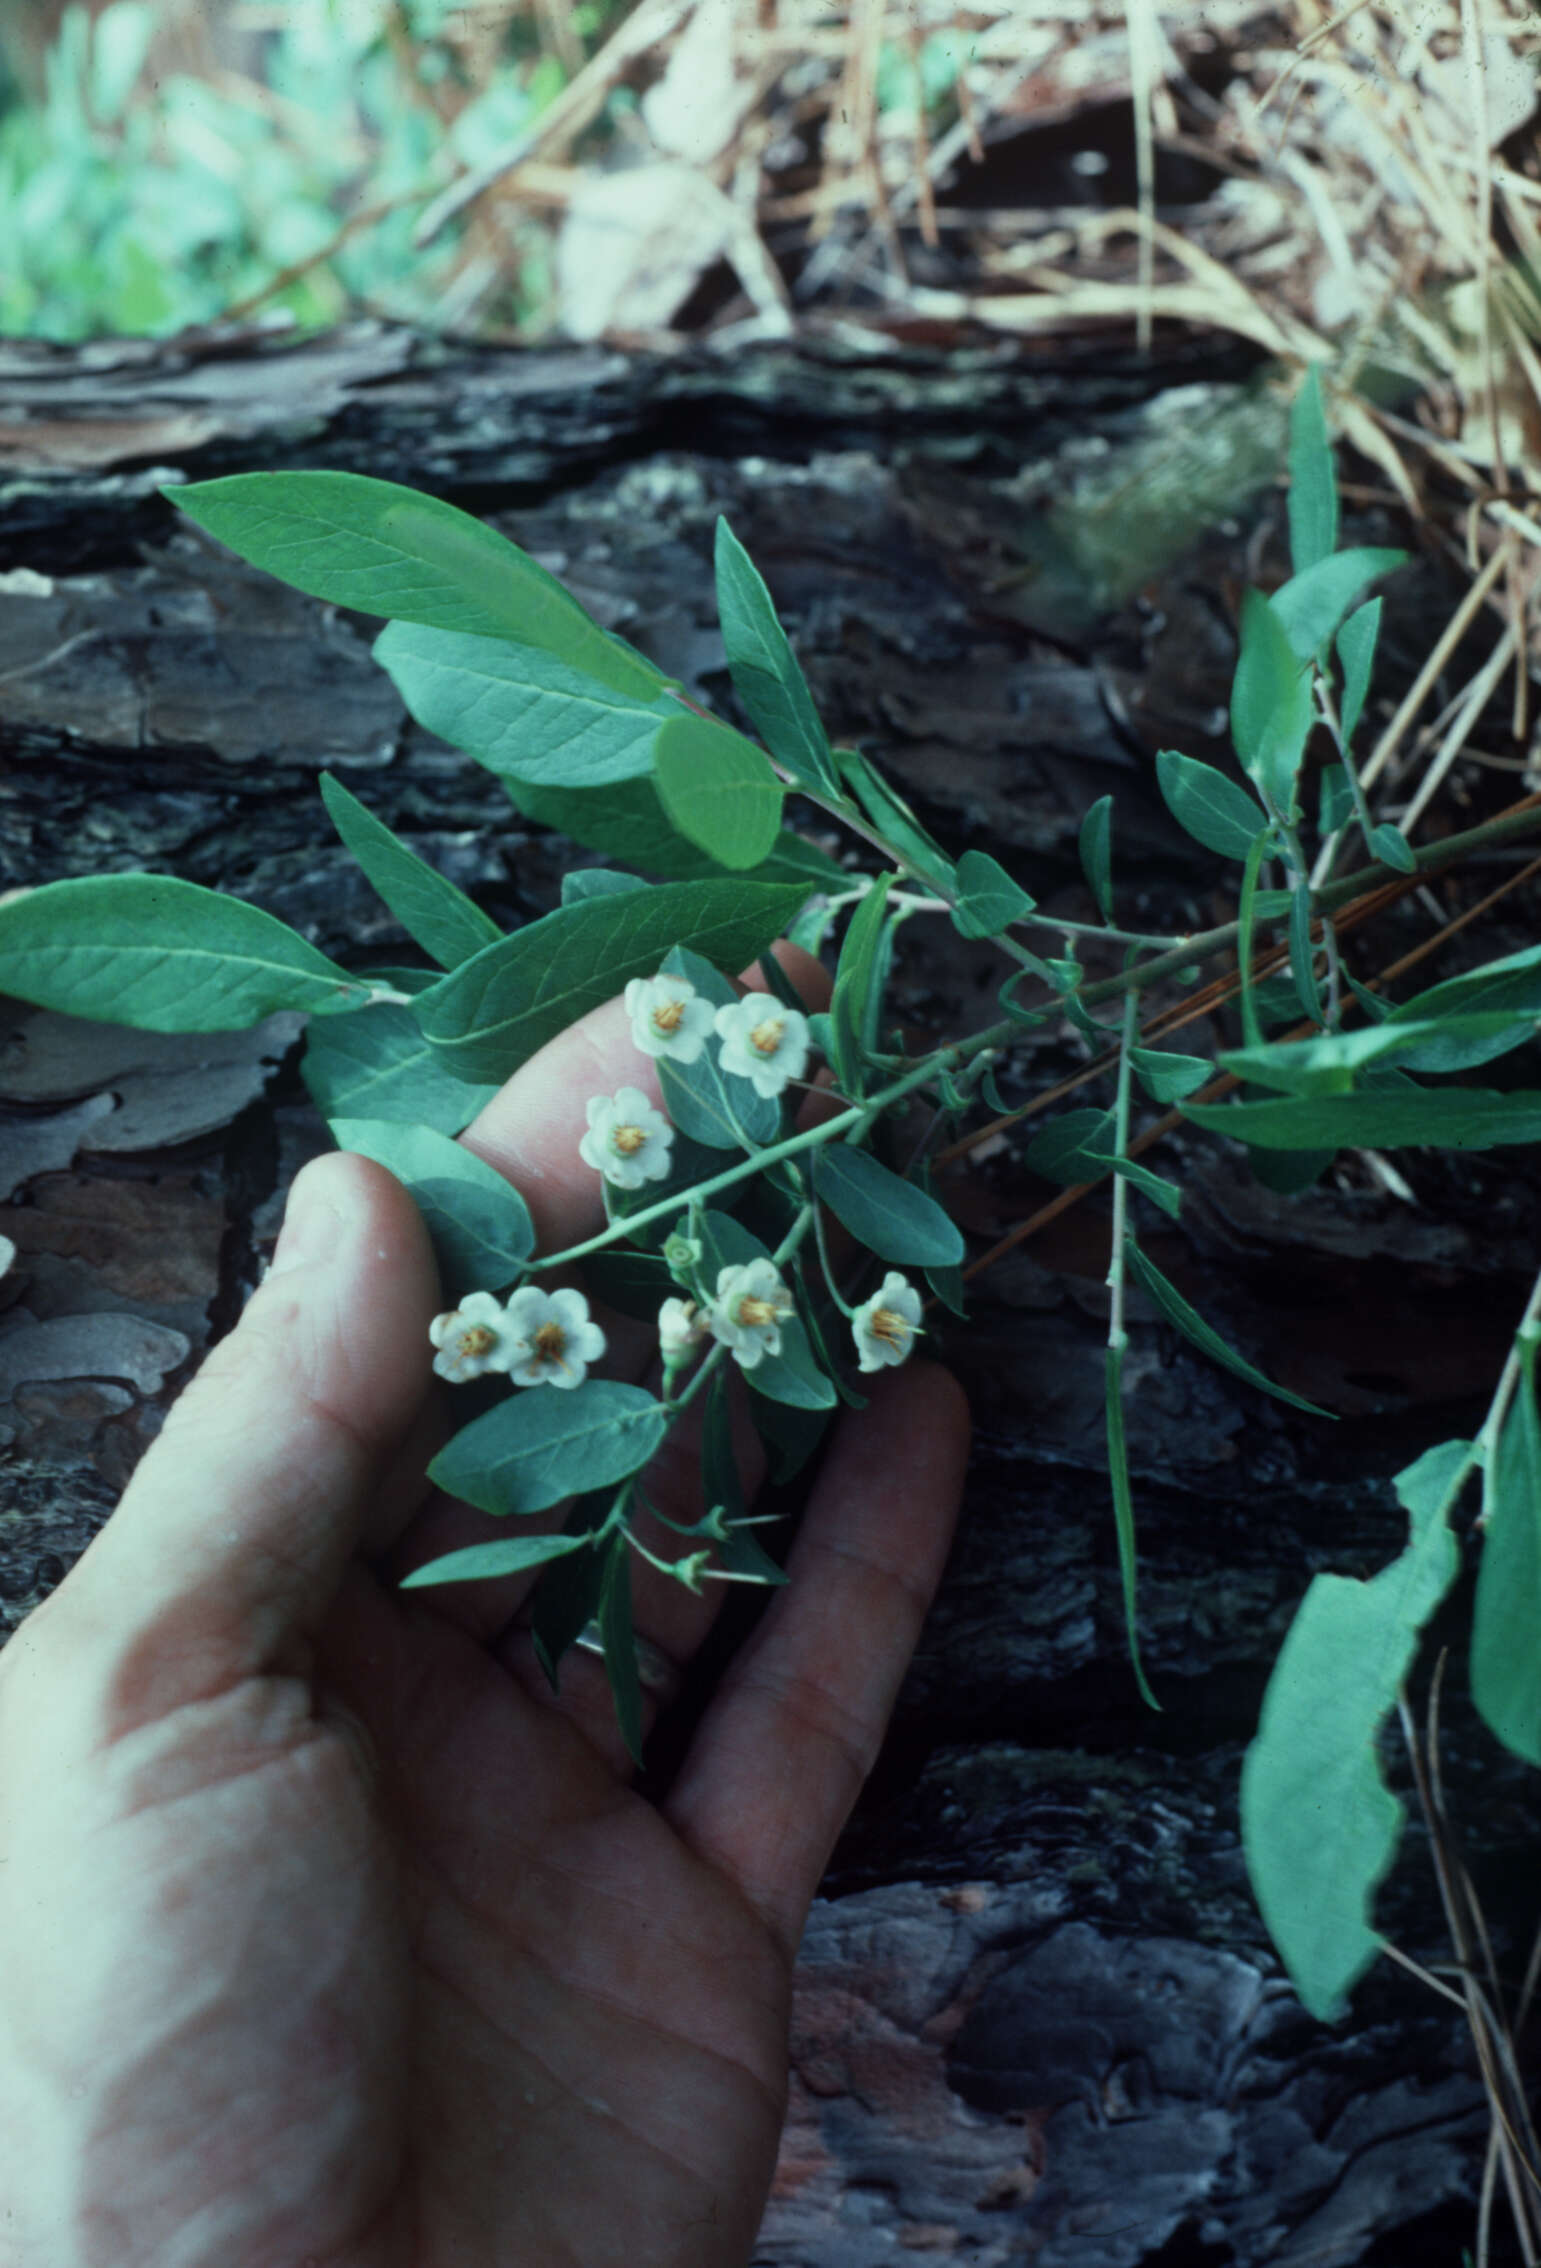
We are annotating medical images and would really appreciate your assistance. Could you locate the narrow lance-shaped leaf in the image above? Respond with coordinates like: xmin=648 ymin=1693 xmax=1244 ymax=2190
xmin=653 ymin=706 xmax=785 ymax=871
xmin=1287 ymin=366 xmax=1338 ymax=574
xmin=829 ymin=875 xmax=892 ymax=1098
xmin=812 ymin=1146 xmax=964 ymax=1267
xmin=950 ymin=848 xmax=1036 ymax=940
xmin=1336 ymin=599 xmax=1380 ymax=751
xmin=1125 ymin=1236 xmax=1330 ymax=1416
xmin=1079 ymin=795 xmax=1114 ymax=922
xmin=713 ymin=517 xmax=840 ymax=798
xmin=429 ymin=1379 xmax=671 ymax=1518
xmin=1106 ymin=1341 xmax=1159 ymax=1709
xmin=1185 ymin=1087 xmax=1541 ymax=1153
xmin=330 ymin=1117 xmax=534 ymax=1296
xmin=375 ymin=620 xmax=685 ymax=791
xmin=1231 ymin=589 xmax=1315 ymax=814
xmin=1240 ymin=1440 xmax=1467 ymax=2019
xmin=319 ymin=772 xmax=501 ymax=971
xmin=415 ymin=878 xmax=810 ymax=1082
xmin=1155 ymin=749 xmax=1268 ymax=862
xmin=170 ymin=470 xmax=661 ymax=696
xmin=1268 ymin=549 xmax=1406 ymax=665
xmin=1471 ymin=1336 xmax=1541 ymax=1767
xmin=400 ymin=1530 xmax=597 ymax=1591
xmin=599 ymin=1531 xmax=645 ymax=1765
xmin=0 ymin=875 xmax=367 ymax=1032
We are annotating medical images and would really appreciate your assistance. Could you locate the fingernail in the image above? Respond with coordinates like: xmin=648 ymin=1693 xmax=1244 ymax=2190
xmin=269 ymin=1167 xmax=343 ymax=1278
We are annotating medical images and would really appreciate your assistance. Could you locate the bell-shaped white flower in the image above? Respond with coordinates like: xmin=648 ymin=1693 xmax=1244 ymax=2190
xmin=625 ymin=972 xmax=716 ymax=1064
xmin=429 ymin=1289 xmax=522 ymax=1384
xmin=714 ymin=996 xmax=810 ymax=1100
xmin=851 ymin=1272 xmax=923 ymax=1373
xmin=578 ymin=1086 xmax=674 ymax=1189
xmin=502 ymin=1284 xmax=607 ymax=1390
xmin=658 ymin=1296 xmax=704 ymax=1366
xmin=708 ymin=1258 xmax=794 ymax=1370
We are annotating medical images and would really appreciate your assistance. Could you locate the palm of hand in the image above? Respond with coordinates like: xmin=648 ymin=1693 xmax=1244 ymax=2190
xmin=0 ymin=962 xmax=967 ymax=2268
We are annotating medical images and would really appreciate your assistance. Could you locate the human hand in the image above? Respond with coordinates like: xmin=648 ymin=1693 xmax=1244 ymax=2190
xmin=0 ymin=949 xmax=970 ymax=2268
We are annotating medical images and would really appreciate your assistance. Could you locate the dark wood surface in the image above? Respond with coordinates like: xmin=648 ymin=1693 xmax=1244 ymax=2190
xmin=2 ymin=321 xmax=1535 ymax=2267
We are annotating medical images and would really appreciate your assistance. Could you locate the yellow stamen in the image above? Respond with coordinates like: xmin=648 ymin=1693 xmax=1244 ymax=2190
xmin=737 ymin=1295 xmax=781 ymax=1329
xmin=652 ymin=997 xmax=686 ymax=1034
xmin=748 ymin=1016 xmax=784 ymax=1056
xmin=458 ymin=1324 xmax=497 ymax=1357
xmin=533 ymin=1320 xmax=569 ymax=1370
xmin=611 ymin=1123 xmax=646 ymax=1155
xmin=869 ymin=1307 xmax=909 ymax=1347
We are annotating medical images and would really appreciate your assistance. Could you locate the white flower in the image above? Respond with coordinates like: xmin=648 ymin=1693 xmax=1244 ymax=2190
xmin=578 ymin=1085 xmax=674 ymax=1189
xmin=501 ymin=1284 xmax=607 ymax=1390
xmin=658 ymin=1296 xmax=704 ymax=1364
xmin=714 ymin=996 xmax=810 ymax=1100
xmin=429 ymin=1290 xmax=523 ymax=1384
xmin=852 ymin=1272 xmax=923 ymax=1373
xmin=708 ymin=1258 xmax=795 ymax=1370
xmin=625 ymin=972 xmax=716 ymax=1064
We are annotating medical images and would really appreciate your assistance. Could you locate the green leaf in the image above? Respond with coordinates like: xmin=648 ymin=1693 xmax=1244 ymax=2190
xmin=581 ymin=1245 xmax=676 ymax=1320
xmin=812 ymin=1146 xmax=964 ymax=1267
xmin=1219 ymin=1014 xmax=1535 ymax=1095
xmin=415 ymin=878 xmax=809 ymax=1081
xmin=319 ymin=772 xmax=501 ymax=970
xmin=1125 ymin=1236 xmax=1330 ymax=1415
xmin=1472 ymin=1341 xmax=1541 ymax=1766
xmin=655 ymin=946 xmax=779 ymax=1150
xmin=400 ymin=1529 xmax=596 ymax=1590
xmin=1287 ymin=884 xmax=1324 ymax=1024
xmin=833 ymin=748 xmax=955 ymax=894
xmin=1336 ymin=599 xmax=1381 ymax=751
xmin=502 ymin=772 xmax=842 ymax=891
xmin=1155 ymin=749 xmax=1268 ymax=861
xmin=429 ymin=1379 xmax=670 ymax=1517
xmin=171 ymin=471 xmax=661 ymax=695
xmin=1113 ymin=1157 xmax=1182 ymax=1218
xmin=329 ymin=1117 xmax=534 ymax=1295
xmin=925 ymin=1261 xmax=968 ymax=1316
xmin=1079 ymin=795 xmax=1114 ymax=922
xmin=1368 ymin=822 xmax=1417 ymax=875
xmin=1287 ymin=366 xmax=1338 ymax=574
xmin=598 ymin=1532 xmax=645 ymax=1765
xmin=376 ymin=621 xmax=685 ymax=791
xmin=531 ymin=1505 xmax=611 ymax=1686
xmin=1185 ymin=1087 xmax=1541 ymax=1151
xmin=653 ymin=708 xmax=785 ymax=871
xmin=950 ymin=848 xmax=1036 ymax=939
xmin=1269 ymin=548 xmax=1405 ymax=663
xmin=301 ymin=1003 xmax=498 ymax=1134
xmin=1247 ymin=1144 xmax=1334 ymax=1195
xmin=1106 ymin=1340 xmax=1159 ymax=1709
xmin=1241 ymin=1439 xmax=1466 ymax=2019
xmin=1025 ymin=1107 xmax=1117 ymax=1184
xmin=1129 ymin=1046 xmax=1212 ymax=1103
xmin=561 ymin=869 xmax=650 ymax=906
xmin=1231 ymin=588 xmax=1315 ymax=813
xmin=713 ymin=517 xmax=840 ymax=798
xmin=830 ymin=875 xmax=893 ymax=1097
xmin=0 ymin=874 xmax=366 ymax=1032
xmin=1383 ymin=944 xmax=1541 ymax=1073
xmin=1318 ymin=767 xmax=1355 ymax=837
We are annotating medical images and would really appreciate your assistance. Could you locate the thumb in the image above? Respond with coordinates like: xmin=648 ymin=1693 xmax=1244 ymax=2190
xmin=60 ymin=1151 xmax=440 ymax=1728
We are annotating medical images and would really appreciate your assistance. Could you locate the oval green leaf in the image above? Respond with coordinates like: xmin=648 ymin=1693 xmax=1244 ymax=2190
xmin=429 ymin=1379 xmax=670 ymax=1517
xmin=330 ymin=1117 xmax=534 ymax=1294
xmin=653 ymin=708 xmax=785 ymax=871
xmin=812 ymin=1146 xmax=964 ymax=1267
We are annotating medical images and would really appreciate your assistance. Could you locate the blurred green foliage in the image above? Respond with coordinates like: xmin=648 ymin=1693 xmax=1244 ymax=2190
xmin=0 ymin=0 xmax=631 ymax=341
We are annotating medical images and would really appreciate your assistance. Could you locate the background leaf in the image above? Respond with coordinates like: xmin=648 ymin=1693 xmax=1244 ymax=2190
xmin=330 ymin=1117 xmax=534 ymax=1294
xmin=599 ymin=1531 xmax=645 ymax=1764
xmin=1025 ymin=1107 xmax=1117 ymax=1184
xmin=501 ymin=773 xmax=842 ymax=889
xmin=400 ymin=1530 xmax=595 ymax=1590
xmin=1125 ymin=1237 xmax=1329 ymax=1415
xmin=1287 ymin=365 xmax=1338 ymax=574
xmin=653 ymin=707 xmax=785 ymax=871
xmin=1231 ymin=589 xmax=1315 ymax=812
xmin=1268 ymin=548 xmax=1405 ymax=662
xmin=172 ymin=470 xmax=661 ymax=695
xmin=429 ymin=1379 xmax=670 ymax=1517
xmin=0 ymin=874 xmax=364 ymax=1031
xmin=950 ymin=848 xmax=1036 ymax=939
xmin=301 ymin=1003 xmax=498 ymax=1134
xmin=1240 ymin=1440 xmax=1466 ymax=2019
xmin=1130 ymin=1046 xmax=1212 ymax=1103
xmin=1186 ymin=1087 xmax=1541 ymax=1152
xmin=1078 ymin=795 xmax=1114 ymax=921
xmin=829 ymin=875 xmax=892 ymax=1097
xmin=1368 ymin=822 xmax=1417 ymax=875
xmin=1471 ymin=1342 xmax=1541 ymax=1766
xmin=1336 ymin=599 xmax=1381 ymax=750
xmin=319 ymin=771 xmax=501 ymax=969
